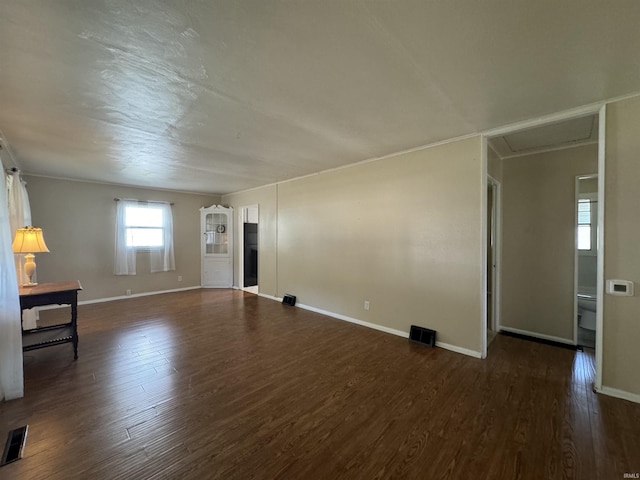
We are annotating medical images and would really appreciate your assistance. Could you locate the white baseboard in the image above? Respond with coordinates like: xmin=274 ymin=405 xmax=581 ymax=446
xmin=258 ymin=293 xmax=281 ymax=302
xmin=500 ymin=326 xmax=575 ymax=345
xmin=434 ymin=341 xmax=483 ymax=359
xmin=597 ymin=386 xmax=640 ymax=404
xmin=38 ymin=286 xmax=202 ymax=310
xmin=81 ymin=286 xmax=202 ymax=305
xmin=260 ymin=295 xmax=481 ymax=359
xmin=296 ymin=302 xmax=409 ymax=338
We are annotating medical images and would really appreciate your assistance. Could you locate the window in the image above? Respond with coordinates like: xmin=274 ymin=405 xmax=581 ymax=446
xmin=125 ymin=206 xmax=164 ymax=248
xmin=114 ymin=199 xmax=175 ymax=275
xmin=577 ymin=193 xmax=597 ymax=254
xmin=577 ymin=199 xmax=591 ymax=250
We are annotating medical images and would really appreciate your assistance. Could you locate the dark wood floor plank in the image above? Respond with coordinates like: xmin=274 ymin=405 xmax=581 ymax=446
xmin=1 ymin=289 xmax=639 ymax=480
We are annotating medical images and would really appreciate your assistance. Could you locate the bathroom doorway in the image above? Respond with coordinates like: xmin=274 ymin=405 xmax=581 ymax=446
xmin=238 ymin=205 xmax=259 ymax=294
xmin=575 ymin=175 xmax=598 ymax=349
xmin=484 ymin=104 xmax=606 ymax=391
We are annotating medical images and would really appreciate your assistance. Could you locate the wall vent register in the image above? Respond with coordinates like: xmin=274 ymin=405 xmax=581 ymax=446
xmin=409 ymin=325 xmax=436 ymax=347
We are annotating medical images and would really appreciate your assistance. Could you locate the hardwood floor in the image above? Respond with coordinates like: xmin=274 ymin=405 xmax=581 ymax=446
xmin=1 ymin=289 xmax=639 ymax=479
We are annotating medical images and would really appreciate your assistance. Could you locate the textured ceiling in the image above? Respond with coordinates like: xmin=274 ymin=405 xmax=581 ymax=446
xmin=1 ymin=1 xmax=639 ymax=195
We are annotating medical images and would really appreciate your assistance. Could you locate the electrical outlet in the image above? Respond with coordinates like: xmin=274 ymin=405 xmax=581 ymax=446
xmin=178 ymin=275 xmax=183 ymax=282
xmin=126 ymin=289 xmax=131 ymax=296
xmin=364 ymin=300 xmax=370 ymax=311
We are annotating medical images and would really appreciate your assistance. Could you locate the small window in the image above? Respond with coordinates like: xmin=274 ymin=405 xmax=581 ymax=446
xmin=577 ymin=194 xmax=597 ymax=255
xmin=125 ymin=206 xmax=164 ymax=248
xmin=114 ymin=199 xmax=175 ymax=275
xmin=577 ymin=199 xmax=591 ymax=251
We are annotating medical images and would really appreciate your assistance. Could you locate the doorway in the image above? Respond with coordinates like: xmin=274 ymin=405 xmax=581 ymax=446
xmin=238 ymin=205 xmax=259 ymax=294
xmin=483 ymin=104 xmax=606 ymax=390
xmin=575 ymin=174 xmax=598 ymax=350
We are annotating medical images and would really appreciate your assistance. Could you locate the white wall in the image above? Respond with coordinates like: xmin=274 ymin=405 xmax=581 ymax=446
xmin=26 ymin=176 xmax=220 ymax=301
xmin=602 ymin=96 xmax=640 ymax=397
xmin=226 ymin=136 xmax=485 ymax=356
xmin=500 ymin=144 xmax=598 ymax=341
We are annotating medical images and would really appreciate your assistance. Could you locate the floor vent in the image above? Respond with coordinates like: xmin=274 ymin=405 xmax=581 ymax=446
xmin=409 ymin=325 xmax=436 ymax=347
xmin=1 ymin=425 xmax=28 ymax=467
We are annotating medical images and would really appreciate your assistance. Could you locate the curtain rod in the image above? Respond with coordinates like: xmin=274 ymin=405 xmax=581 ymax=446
xmin=114 ymin=198 xmax=174 ymax=206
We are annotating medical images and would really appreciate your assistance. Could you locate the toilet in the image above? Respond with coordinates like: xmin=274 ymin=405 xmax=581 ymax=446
xmin=577 ymin=288 xmax=597 ymax=331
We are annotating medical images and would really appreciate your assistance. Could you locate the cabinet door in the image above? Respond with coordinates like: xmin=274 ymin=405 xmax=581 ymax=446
xmin=203 ymin=257 xmax=232 ymax=287
xmin=201 ymin=206 xmax=233 ymax=288
xmin=204 ymin=212 xmax=229 ymax=255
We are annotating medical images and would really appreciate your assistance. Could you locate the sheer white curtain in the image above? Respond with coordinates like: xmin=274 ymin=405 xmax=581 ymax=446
xmin=114 ymin=200 xmax=175 ymax=275
xmin=0 ymin=169 xmax=24 ymax=400
xmin=7 ymin=171 xmax=31 ymax=284
xmin=7 ymin=171 xmax=38 ymax=329
xmin=114 ymin=199 xmax=137 ymax=275
xmin=150 ymin=202 xmax=175 ymax=273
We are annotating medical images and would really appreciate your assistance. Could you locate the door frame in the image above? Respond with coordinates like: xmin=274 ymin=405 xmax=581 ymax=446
xmin=487 ymin=175 xmax=501 ymax=335
xmin=482 ymin=103 xmax=606 ymax=390
xmin=237 ymin=204 xmax=259 ymax=293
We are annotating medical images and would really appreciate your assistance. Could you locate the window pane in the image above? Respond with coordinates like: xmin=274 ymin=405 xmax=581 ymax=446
xmin=126 ymin=228 xmax=164 ymax=247
xmin=578 ymin=225 xmax=591 ymax=250
xmin=578 ymin=200 xmax=591 ymax=225
xmin=125 ymin=207 xmax=163 ymax=227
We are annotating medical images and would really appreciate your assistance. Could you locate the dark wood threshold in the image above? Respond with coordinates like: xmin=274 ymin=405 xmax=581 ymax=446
xmin=499 ymin=330 xmax=579 ymax=350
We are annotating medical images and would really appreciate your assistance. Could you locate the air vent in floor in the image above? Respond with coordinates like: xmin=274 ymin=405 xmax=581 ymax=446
xmin=1 ymin=425 xmax=28 ymax=467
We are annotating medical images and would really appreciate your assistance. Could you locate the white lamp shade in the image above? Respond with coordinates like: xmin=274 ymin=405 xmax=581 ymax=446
xmin=12 ymin=226 xmax=50 ymax=253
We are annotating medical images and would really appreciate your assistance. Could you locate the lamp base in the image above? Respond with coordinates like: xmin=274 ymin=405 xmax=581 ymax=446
xmin=21 ymin=282 xmax=38 ymax=287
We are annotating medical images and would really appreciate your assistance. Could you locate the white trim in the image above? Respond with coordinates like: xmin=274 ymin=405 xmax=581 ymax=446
xmin=296 ymin=302 xmax=408 ymax=338
xmin=483 ymin=93 xmax=640 ymax=139
xmin=573 ymin=176 xmax=580 ymax=346
xmin=499 ymin=326 xmax=576 ymax=346
xmin=238 ymin=208 xmax=244 ymax=291
xmin=597 ymin=386 xmax=640 ymax=405
xmin=487 ymin=175 xmax=501 ymax=336
xmin=37 ymin=286 xmax=202 ymax=310
xmin=79 ymin=286 xmax=202 ymax=306
xmin=595 ymin=105 xmax=606 ymax=391
xmin=238 ymin=204 xmax=260 ymax=293
xmin=480 ymin=137 xmax=488 ymax=359
xmin=496 ymin=139 xmax=599 ymax=160
xmin=258 ymin=293 xmax=280 ymax=302
xmin=435 ymin=341 xmax=483 ymax=359
xmin=263 ymin=297 xmax=483 ymax=359
xmin=494 ymin=177 xmax=503 ymax=334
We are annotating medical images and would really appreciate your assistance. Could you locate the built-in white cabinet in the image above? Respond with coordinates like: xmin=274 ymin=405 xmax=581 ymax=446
xmin=201 ymin=205 xmax=233 ymax=288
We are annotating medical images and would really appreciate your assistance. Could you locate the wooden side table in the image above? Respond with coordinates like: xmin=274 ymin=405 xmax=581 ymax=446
xmin=19 ymin=280 xmax=83 ymax=359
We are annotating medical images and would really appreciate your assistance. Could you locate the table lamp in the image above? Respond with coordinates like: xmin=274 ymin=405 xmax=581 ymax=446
xmin=12 ymin=226 xmax=50 ymax=287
